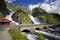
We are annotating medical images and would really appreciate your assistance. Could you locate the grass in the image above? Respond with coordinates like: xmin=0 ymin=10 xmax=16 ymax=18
xmin=32 ymin=8 xmax=60 ymax=24
xmin=0 ymin=13 xmax=3 ymax=19
xmin=12 ymin=9 xmax=33 ymax=24
xmin=8 ymin=29 xmax=28 ymax=40
xmin=34 ymin=32 xmax=44 ymax=40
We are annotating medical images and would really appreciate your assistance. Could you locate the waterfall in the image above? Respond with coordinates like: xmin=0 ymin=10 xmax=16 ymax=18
xmin=28 ymin=10 xmax=41 ymax=24
xmin=27 ymin=34 xmax=37 ymax=40
xmin=22 ymin=32 xmax=37 ymax=40
xmin=28 ymin=14 xmax=41 ymax=24
xmin=5 ymin=8 xmax=19 ymax=25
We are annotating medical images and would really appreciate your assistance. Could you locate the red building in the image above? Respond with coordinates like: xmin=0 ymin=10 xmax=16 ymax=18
xmin=0 ymin=18 xmax=11 ymax=26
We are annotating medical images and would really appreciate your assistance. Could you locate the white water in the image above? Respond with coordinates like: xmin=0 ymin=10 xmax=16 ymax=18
xmin=35 ymin=30 xmax=60 ymax=40
xmin=27 ymin=34 xmax=37 ymax=40
xmin=27 ymin=11 xmax=41 ymax=40
xmin=5 ymin=9 xmax=19 ymax=25
xmin=28 ymin=14 xmax=41 ymax=24
xmin=22 ymin=32 xmax=37 ymax=40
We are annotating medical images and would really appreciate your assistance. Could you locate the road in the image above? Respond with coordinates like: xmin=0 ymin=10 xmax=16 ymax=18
xmin=0 ymin=26 xmax=12 ymax=40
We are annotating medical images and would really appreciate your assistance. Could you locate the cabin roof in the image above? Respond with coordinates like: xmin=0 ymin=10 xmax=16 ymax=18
xmin=0 ymin=18 xmax=11 ymax=22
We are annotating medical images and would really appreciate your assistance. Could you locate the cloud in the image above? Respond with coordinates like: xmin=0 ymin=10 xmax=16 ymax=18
xmin=28 ymin=3 xmax=40 ymax=10
xmin=5 ymin=0 xmax=16 ymax=3
xmin=40 ymin=0 xmax=60 ymax=14
xmin=28 ymin=0 xmax=60 ymax=15
xmin=40 ymin=3 xmax=52 ymax=13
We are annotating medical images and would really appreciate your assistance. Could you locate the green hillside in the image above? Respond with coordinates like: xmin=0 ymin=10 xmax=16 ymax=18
xmin=12 ymin=6 xmax=33 ymax=24
xmin=6 ymin=2 xmax=16 ymax=9
xmin=0 ymin=0 xmax=9 ymax=17
xmin=32 ymin=8 xmax=60 ymax=24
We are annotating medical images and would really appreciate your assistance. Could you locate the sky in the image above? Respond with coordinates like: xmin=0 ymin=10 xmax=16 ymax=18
xmin=5 ymin=0 xmax=44 ymax=6
xmin=5 ymin=0 xmax=60 ymax=15
xmin=5 ymin=0 xmax=55 ymax=6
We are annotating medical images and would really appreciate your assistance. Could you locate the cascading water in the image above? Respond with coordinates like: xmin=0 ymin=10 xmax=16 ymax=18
xmin=5 ymin=8 xmax=19 ymax=25
xmin=27 ymin=34 xmax=37 ymax=40
xmin=22 ymin=32 xmax=38 ymax=40
xmin=28 ymin=11 xmax=41 ymax=24
xmin=26 ymin=11 xmax=41 ymax=40
xmin=35 ymin=30 xmax=60 ymax=40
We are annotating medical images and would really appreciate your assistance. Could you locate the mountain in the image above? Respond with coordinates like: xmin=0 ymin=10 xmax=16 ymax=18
xmin=0 ymin=0 xmax=9 ymax=17
xmin=12 ymin=5 xmax=33 ymax=24
xmin=32 ymin=7 xmax=60 ymax=24
xmin=6 ymin=2 xmax=16 ymax=9
xmin=14 ymin=5 xmax=29 ymax=13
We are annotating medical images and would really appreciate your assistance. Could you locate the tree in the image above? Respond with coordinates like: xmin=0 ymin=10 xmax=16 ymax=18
xmin=0 ymin=0 xmax=9 ymax=17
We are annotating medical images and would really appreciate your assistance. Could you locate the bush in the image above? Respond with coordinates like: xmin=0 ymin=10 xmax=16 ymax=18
xmin=12 ymin=9 xmax=33 ymax=24
xmin=8 ymin=29 xmax=28 ymax=40
xmin=0 ymin=13 xmax=3 ymax=19
xmin=34 ymin=32 xmax=44 ymax=40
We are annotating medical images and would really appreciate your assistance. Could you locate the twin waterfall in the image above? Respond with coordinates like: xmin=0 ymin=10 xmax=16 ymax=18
xmin=5 ymin=8 xmax=41 ymax=40
xmin=5 ymin=8 xmax=59 ymax=40
xmin=5 ymin=8 xmax=41 ymax=25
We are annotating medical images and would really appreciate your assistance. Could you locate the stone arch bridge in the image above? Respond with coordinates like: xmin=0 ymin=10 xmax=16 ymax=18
xmin=13 ymin=24 xmax=54 ymax=32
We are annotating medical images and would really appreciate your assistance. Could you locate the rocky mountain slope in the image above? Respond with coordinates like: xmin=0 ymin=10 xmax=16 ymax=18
xmin=0 ymin=0 xmax=9 ymax=17
xmin=32 ymin=7 xmax=60 ymax=24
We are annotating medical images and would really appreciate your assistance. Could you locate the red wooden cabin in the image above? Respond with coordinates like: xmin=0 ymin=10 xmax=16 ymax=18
xmin=0 ymin=18 xmax=11 ymax=26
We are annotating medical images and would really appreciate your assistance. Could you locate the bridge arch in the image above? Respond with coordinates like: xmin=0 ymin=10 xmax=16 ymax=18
xmin=35 ymin=27 xmax=41 ymax=30
xmin=21 ymin=29 xmax=31 ymax=33
xmin=20 ymin=27 xmax=32 ymax=32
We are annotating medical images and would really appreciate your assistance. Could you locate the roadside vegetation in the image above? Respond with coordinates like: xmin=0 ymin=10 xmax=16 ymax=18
xmin=8 ymin=29 xmax=28 ymax=40
xmin=32 ymin=8 xmax=60 ymax=24
xmin=34 ymin=32 xmax=44 ymax=40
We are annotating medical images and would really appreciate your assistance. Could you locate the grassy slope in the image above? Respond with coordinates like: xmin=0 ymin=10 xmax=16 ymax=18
xmin=12 ymin=9 xmax=33 ymax=24
xmin=8 ymin=29 xmax=28 ymax=40
xmin=0 ymin=13 xmax=3 ymax=19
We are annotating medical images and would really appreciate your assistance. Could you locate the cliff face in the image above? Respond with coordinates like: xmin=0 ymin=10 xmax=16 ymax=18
xmin=0 ymin=0 xmax=9 ymax=17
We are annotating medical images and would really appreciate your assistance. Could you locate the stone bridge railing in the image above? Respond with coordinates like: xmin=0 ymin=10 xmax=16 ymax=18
xmin=10 ymin=24 xmax=54 ymax=32
xmin=16 ymin=24 xmax=54 ymax=31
